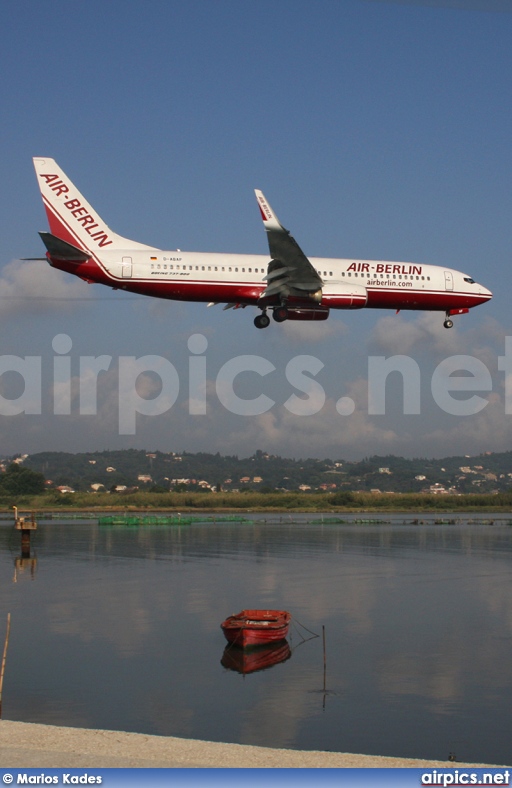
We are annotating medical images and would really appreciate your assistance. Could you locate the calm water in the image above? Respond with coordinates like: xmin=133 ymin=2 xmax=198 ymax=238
xmin=1 ymin=514 xmax=511 ymax=764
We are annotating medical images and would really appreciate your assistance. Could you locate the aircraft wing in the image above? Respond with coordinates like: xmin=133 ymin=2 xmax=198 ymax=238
xmin=255 ymin=190 xmax=323 ymax=300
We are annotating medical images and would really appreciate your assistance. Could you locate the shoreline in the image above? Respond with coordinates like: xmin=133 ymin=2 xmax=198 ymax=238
xmin=2 ymin=506 xmax=512 ymax=514
xmin=0 ymin=720 xmax=508 ymax=769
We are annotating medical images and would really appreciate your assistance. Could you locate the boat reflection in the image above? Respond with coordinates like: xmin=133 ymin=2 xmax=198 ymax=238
xmin=221 ymin=641 xmax=291 ymax=675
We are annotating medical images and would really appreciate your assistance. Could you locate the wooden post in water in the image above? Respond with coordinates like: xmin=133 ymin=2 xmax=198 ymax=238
xmin=13 ymin=507 xmax=37 ymax=558
xmin=0 ymin=613 xmax=11 ymax=718
xmin=322 ymin=624 xmax=327 ymax=710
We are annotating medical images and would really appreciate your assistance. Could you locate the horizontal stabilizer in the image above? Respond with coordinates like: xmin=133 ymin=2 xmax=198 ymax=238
xmin=39 ymin=232 xmax=91 ymax=262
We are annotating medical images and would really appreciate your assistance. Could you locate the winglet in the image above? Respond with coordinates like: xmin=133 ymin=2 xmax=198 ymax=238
xmin=254 ymin=190 xmax=286 ymax=233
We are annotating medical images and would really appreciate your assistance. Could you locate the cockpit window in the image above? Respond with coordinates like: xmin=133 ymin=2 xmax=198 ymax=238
xmin=464 ymin=277 xmax=475 ymax=284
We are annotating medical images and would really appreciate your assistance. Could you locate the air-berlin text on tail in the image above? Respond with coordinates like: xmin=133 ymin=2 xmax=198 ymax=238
xmin=39 ymin=174 xmax=112 ymax=248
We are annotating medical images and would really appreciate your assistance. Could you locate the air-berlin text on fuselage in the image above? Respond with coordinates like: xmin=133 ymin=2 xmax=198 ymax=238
xmin=347 ymin=262 xmax=423 ymax=275
xmin=39 ymin=174 xmax=112 ymax=247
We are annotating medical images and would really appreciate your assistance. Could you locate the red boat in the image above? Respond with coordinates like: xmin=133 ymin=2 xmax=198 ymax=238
xmin=221 ymin=609 xmax=291 ymax=647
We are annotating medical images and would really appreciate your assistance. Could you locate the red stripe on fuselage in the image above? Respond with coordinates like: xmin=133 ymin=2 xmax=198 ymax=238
xmin=365 ymin=287 xmax=491 ymax=311
xmin=45 ymin=261 xmax=491 ymax=313
xmin=47 ymin=257 xmax=113 ymax=287
xmin=42 ymin=207 xmax=491 ymax=313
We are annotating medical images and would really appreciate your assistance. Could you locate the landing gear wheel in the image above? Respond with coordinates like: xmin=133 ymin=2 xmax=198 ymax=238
xmin=443 ymin=319 xmax=454 ymax=329
xmin=273 ymin=306 xmax=289 ymax=323
xmin=254 ymin=313 xmax=270 ymax=329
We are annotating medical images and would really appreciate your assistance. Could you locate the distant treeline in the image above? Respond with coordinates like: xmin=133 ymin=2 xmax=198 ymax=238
xmin=2 ymin=489 xmax=512 ymax=511
xmin=18 ymin=447 xmax=512 ymax=495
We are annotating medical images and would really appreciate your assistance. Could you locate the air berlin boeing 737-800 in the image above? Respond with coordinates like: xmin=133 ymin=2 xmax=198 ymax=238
xmin=31 ymin=158 xmax=492 ymax=329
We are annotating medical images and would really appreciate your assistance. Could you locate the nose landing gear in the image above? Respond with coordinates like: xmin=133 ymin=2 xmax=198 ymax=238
xmin=444 ymin=307 xmax=469 ymax=328
xmin=443 ymin=310 xmax=454 ymax=329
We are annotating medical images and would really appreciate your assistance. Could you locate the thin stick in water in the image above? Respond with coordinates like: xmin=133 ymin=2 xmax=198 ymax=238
xmin=0 ymin=613 xmax=11 ymax=716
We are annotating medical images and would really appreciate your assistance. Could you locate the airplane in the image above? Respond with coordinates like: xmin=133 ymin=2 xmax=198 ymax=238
xmin=31 ymin=158 xmax=492 ymax=330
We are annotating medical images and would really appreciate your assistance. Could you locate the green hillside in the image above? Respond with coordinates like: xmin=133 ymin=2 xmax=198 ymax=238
xmin=11 ymin=448 xmax=512 ymax=495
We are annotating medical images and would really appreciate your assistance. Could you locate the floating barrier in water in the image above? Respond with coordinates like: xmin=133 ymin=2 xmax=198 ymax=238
xmin=98 ymin=514 xmax=252 ymax=526
xmin=45 ymin=512 xmax=99 ymax=520
xmin=316 ymin=517 xmax=391 ymax=525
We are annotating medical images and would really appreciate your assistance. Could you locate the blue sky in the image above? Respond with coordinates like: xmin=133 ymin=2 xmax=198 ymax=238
xmin=0 ymin=0 xmax=511 ymax=460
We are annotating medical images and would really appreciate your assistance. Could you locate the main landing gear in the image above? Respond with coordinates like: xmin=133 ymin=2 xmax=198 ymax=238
xmin=254 ymin=305 xmax=289 ymax=328
xmin=273 ymin=306 xmax=289 ymax=323
xmin=254 ymin=312 xmax=270 ymax=329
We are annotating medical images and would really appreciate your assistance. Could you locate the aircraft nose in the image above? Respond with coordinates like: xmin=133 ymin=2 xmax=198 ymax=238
xmin=480 ymin=285 xmax=493 ymax=299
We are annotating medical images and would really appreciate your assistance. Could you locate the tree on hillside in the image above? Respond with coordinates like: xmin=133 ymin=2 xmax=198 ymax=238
xmin=0 ymin=463 xmax=46 ymax=495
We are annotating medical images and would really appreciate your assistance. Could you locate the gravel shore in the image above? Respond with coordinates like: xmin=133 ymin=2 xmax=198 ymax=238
xmin=0 ymin=720 xmax=507 ymax=768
